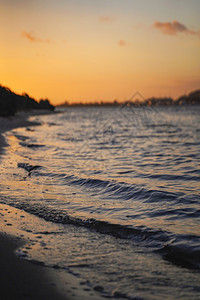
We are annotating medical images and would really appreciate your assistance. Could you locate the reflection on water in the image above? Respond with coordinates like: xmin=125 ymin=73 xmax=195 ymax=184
xmin=0 ymin=105 xmax=200 ymax=299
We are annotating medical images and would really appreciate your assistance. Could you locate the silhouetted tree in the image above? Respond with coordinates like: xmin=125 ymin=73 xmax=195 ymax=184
xmin=0 ymin=84 xmax=54 ymax=116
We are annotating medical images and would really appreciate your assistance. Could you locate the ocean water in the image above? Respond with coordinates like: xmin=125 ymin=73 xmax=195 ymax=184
xmin=0 ymin=105 xmax=200 ymax=299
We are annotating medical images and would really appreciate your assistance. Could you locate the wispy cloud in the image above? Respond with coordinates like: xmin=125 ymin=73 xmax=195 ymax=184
xmin=118 ymin=39 xmax=126 ymax=47
xmin=153 ymin=20 xmax=200 ymax=37
xmin=99 ymin=16 xmax=113 ymax=22
xmin=22 ymin=31 xmax=51 ymax=43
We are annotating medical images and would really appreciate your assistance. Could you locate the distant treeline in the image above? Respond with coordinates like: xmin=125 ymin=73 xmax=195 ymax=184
xmin=146 ymin=89 xmax=200 ymax=107
xmin=0 ymin=85 xmax=54 ymax=117
xmin=58 ymin=89 xmax=200 ymax=107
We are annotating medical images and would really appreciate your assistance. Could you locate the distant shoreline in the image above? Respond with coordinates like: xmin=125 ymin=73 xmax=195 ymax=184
xmin=57 ymin=89 xmax=200 ymax=107
xmin=0 ymin=83 xmax=199 ymax=111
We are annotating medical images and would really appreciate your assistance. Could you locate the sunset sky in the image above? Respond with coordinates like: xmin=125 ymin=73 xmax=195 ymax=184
xmin=1 ymin=0 xmax=200 ymax=104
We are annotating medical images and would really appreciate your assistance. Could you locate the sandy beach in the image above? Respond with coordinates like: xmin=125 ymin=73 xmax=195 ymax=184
xmin=0 ymin=113 xmax=103 ymax=300
xmin=0 ymin=232 xmax=68 ymax=300
xmin=0 ymin=204 xmax=103 ymax=300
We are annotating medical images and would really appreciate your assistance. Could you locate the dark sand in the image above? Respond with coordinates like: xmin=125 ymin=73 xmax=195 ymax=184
xmin=0 ymin=233 xmax=67 ymax=300
xmin=0 ymin=112 xmax=103 ymax=300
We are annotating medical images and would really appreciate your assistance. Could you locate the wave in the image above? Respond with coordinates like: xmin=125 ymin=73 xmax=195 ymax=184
xmin=1 ymin=197 xmax=200 ymax=271
xmin=144 ymin=173 xmax=200 ymax=181
xmin=0 ymin=197 xmax=170 ymax=246
xmin=12 ymin=153 xmax=200 ymax=273
xmin=44 ymin=171 xmax=198 ymax=204
xmin=156 ymin=236 xmax=200 ymax=270
xmin=17 ymin=162 xmax=199 ymax=209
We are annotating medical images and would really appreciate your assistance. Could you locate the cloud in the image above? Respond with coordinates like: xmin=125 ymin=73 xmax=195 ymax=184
xmin=118 ymin=39 xmax=126 ymax=46
xmin=99 ymin=16 xmax=113 ymax=22
xmin=154 ymin=20 xmax=200 ymax=37
xmin=22 ymin=31 xmax=51 ymax=43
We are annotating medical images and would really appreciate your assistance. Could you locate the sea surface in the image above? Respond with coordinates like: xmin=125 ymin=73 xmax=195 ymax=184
xmin=1 ymin=105 xmax=200 ymax=299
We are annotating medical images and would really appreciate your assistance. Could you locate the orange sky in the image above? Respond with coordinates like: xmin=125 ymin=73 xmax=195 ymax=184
xmin=1 ymin=0 xmax=200 ymax=104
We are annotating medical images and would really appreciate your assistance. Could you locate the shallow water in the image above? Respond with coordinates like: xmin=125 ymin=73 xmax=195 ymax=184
xmin=0 ymin=105 xmax=200 ymax=299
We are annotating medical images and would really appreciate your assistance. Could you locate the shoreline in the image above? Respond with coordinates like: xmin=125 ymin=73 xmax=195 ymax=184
xmin=0 ymin=111 xmax=66 ymax=300
xmin=0 ymin=109 xmax=62 ymax=154
xmin=0 ymin=111 xmax=41 ymax=156
xmin=0 ymin=205 xmax=103 ymax=300
xmin=0 ymin=111 xmax=103 ymax=300
xmin=0 ymin=232 xmax=67 ymax=300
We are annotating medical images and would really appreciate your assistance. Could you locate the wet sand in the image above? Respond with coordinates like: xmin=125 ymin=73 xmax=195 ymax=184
xmin=0 ymin=233 xmax=68 ymax=300
xmin=0 ymin=112 xmax=40 ymax=155
xmin=0 ymin=112 xmax=103 ymax=300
